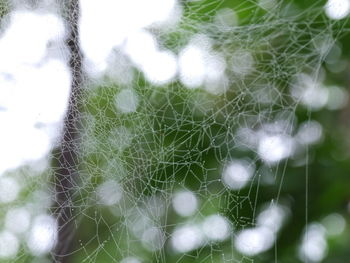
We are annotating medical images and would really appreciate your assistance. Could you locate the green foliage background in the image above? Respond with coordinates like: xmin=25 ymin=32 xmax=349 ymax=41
xmin=1 ymin=0 xmax=350 ymax=262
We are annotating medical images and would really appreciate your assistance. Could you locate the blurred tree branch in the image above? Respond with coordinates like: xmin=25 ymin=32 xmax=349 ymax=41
xmin=52 ymin=0 xmax=83 ymax=262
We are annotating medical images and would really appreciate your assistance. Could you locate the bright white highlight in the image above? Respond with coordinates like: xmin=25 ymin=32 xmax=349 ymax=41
xmin=202 ymin=214 xmax=231 ymax=241
xmin=0 ymin=112 xmax=52 ymax=174
xmin=120 ymin=257 xmax=142 ymax=263
xmin=124 ymin=30 xmax=178 ymax=85
xmin=222 ymin=159 xmax=255 ymax=190
xmin=115 ymin=89 xmax=139 ymax=113
xmin=141 ymin=51 xmax=177 ymax=85
xmin=231 ymin=50 xmax=254 ymax=76
xmin=299 ymin=223 xmax=328 ymax=262
xmin=258 ymin=135 xmax=294 ymax=164
xmin=124 ymin=30 xmax=157 ymax=67
xmin=301 ymin=86 xmax=329 ymax=110
xmin=214 ymin=8 xmax=238 ymax=31
xmin=3 ymin=59 xmax=71 ymax=124
xmin=0 ymin=10 xmax=70 ymax=176
xmin=235 ymin=203 xmax=286 ymax=256
xmin=325 ymin=0 xmax=350 ymax=20
xmin=130 ymin=215 xmax=154 ymax=238
xmin=0 ymin=231 xmax=19 ymax=259
xmin=204 ymin=53 xmax=227 ymax=94
xmin=109 ymin=126 xmax=133 ymax=151
xmin=96 ymin=180 xmax=123 ymax=206
xmin=0 ymin=177 xmax=20 ymax=203
xmin=141 ymin=227 xmax=165 ymax=251
xmin=80 ymin=0 xmax=177 ymax=76
xmin=178 ymin=35 xmax=228 ymax=93
xmin=235 ymin=127 xmax=259 ymax=150
xmin=257 ymin=204 xmax=286 ymax=232
xmin=124 ymin=30 xmax=176 ymax=84
xmin=259 ymin=0 xmax=277 ymax=10
xmin=178 ymin=44 xmax=207 ymax=88
xmin=5 ymin=207 xmax=31 ymax=234
xmin=312 ymin=34 xmax=334 ymax=56
xmin=292 ymin=74 xmax=329 ymax=111
xmin=234 ymin=227 xmax=275 ymax=256
xmin=296 ymin=121 xmax=323 ymax=145
xmin=326 ymin=86 xmax=349 ymax=110
xmin=27 ymin=215 xmax=58 ymax=256
xmin=171 ymin=225 xmax=204 ymax=253
xmin=322 ymin=213 xmax=346 ymax=236
xmin=0 ymin=11 xmax=64 ymax=70
xmin=172 ymin=190 xmax=198 ymax=217
xmin=80 ymin=0 xmax=126 ymax=71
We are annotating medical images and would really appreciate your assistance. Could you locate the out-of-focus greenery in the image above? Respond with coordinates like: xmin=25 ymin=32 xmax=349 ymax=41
xmin=1 ymin=0 xmax=350 ymax=262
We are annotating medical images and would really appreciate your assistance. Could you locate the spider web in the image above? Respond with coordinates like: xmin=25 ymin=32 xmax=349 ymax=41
xmin=0 ymin=0 xmax=349 ymax=262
